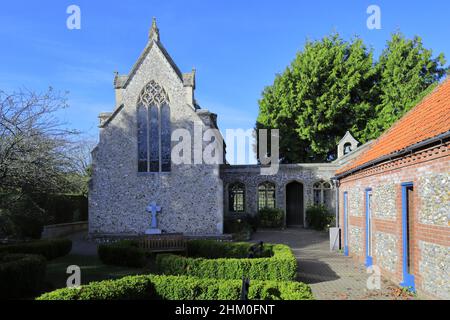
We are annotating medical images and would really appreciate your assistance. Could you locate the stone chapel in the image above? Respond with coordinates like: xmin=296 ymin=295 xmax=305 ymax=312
xmin=88 ymin=20 xmax=362 ymax=237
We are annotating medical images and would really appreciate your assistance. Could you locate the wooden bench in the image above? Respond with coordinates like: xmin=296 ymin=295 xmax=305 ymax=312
xmin=138 ymin=234 xmax=187 ymax=253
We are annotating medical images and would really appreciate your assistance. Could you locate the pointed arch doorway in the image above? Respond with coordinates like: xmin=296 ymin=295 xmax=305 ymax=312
xmin=286 ymin=181 xmax=304 ymax=227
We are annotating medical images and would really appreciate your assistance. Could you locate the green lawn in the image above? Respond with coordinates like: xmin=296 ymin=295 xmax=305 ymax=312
xmin=43 ymin=254 xmax=147 ymax=292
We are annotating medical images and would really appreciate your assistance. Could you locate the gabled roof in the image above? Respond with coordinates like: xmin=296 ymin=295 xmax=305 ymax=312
xmin=336 ymin=78 xmax=450 ymax=176
xmin=114 ymin=18 xmax=190 ymax=90
xmin=114 ymin=40 xmax=184 ymax=89
xmin=338 ymin=131 xmax=359 ymax=146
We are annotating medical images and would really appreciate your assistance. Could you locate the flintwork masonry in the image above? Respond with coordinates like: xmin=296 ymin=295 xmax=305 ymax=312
xmin=88 ymin=20 xmax=449 ymax=300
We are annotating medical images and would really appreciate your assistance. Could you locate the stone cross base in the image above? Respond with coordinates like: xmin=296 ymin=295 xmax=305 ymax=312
xmin=145 ymin=229 xmax=162 ymax=235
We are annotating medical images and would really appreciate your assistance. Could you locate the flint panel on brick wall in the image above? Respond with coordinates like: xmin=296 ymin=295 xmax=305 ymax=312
xmin=372 ymin=184 xmax=396 ymax=220
xmin=419 ymin=241 xmax=450 ymax=299
xmin=348 ymin=186 xmax=363 ymax=217
xmin=349 ymin=226 xmax=363 ymax=255
xmin=418 ymin=173 xmax=449 ymax=226
xmin=374 ymin=231 xmax=398 ymax=273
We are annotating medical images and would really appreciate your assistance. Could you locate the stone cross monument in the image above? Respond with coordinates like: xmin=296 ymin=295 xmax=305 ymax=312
xmin=145 ymin=202 xmax=162 ymax=235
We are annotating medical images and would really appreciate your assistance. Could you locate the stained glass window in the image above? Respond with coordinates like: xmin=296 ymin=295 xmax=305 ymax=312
xmin=161 ymin=103 xmax=171 ymax=172
xmin=136 ymin=81 xmax=171 ymax=173
xmin=137 ymin=104 xmax=148 ymax=172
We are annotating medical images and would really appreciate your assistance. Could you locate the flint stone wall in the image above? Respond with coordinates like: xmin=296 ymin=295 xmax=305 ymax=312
xmin=89 ymin=43 xmax=223 ymax=236
xmin=418 ymin=173 xmax=449 ymax=226
xmin=374 ymin=231 xmax=398 ymax=273
xmin=220 ymin=164 xmax=338 ymax=224
xmin=419 ymin=241 xmax=450 ymax=299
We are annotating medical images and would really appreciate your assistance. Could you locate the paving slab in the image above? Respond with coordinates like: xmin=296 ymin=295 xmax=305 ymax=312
xmin=252 ymin=228 xmax=415 ymax=300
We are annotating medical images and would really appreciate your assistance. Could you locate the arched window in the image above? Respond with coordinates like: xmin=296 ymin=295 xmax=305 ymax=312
xmin=258 ymin=182 xmax=276 ymax=210
xmin=313 ymin=181 xmax=333 ymax=209
xmin=137 ymin=80 xmax=171 ymax=173
xmin=229 ymin=182 xmax=245 ymax=213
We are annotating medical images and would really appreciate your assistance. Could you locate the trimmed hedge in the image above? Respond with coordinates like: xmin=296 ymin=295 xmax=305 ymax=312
xmin=0 ymin=239 xmax=72 ymax=260
xmin=187 ymin=240 xmax=272 ymax=259
xmin=157 ymin=241 xmax=297 ymax=281
xmin=36 ymin=274 xmax=314 ymax=300
xmin=0 ymin=254 xmax=47 ymax=299
xmin=33 ymin=193 xmax=88 ymax=225
xmin=98 ymin=240 xmax=147 ymax=268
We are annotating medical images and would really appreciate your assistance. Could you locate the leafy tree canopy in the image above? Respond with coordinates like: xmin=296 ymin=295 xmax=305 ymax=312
xmin=256 ymin=32 xmax=447 ymax=163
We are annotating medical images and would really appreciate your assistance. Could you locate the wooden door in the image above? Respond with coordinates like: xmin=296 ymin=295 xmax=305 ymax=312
xmin=286 ymin=182 xmax=304 ymax=226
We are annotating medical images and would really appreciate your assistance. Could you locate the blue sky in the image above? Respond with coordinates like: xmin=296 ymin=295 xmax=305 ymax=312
xmin=1 ymin=0 xmax=449 ymax=163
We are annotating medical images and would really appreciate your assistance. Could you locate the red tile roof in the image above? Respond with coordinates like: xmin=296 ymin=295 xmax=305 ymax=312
xmin=337 ymin=78 xmax=450 ymax=175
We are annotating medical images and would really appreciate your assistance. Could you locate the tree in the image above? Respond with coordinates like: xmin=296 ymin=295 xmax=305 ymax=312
xmin=257 ymin=34 xmax=377 ymax=162
xmin=363 ymin=33 xmax=447 ymax=140
xmin=0 ymin=88 xmax=83 ymax=238
xmin=0 ymin=87 xmax=80 ymax=195
xmin=64 ymin=137 xmax=95 ymax=196
xmin=256 ymin=32 xmax=447 ymax=163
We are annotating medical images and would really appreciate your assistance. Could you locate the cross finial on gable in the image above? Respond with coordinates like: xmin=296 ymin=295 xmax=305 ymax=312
xmin=149 ymin=17 xmax=160 ymax=42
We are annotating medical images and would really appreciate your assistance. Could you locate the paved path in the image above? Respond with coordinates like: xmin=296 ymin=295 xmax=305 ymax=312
xmin=252 ymin=228 xmax=414 ymax=300
xmin=68 ymin=231 xmax=98 ymax=256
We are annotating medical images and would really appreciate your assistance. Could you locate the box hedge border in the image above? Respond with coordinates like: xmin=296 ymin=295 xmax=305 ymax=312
xmin=0 ymin=239 xmax=72 ymax=260
xmin=97 ymin=240 xmax=147 ymax=268
xmin=156 ymin=241 xmax=297 ymax=281
xmin=0 ymin=254 xmax=47 ymax=299
xmin=36 ymin=274 xmax=313 ymax=300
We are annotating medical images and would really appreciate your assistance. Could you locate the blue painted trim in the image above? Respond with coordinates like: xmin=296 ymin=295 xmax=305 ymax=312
xmin=343 ymin=192 xmax=349 ymax=256
xmin=400 ymin=182 xmax=416 ymax=292
xmin=365 ymin=188 xmax=373 ymax=267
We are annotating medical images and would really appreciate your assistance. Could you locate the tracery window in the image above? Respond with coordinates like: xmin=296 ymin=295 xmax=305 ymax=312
xmin=137 ymin=80 xmax=171 ymax=173
xmin=258 ymin=182 xmax=276 ymax=210
xmin=313 ymin=181 xmax=333 ymax=209
xmin=229 ymin=182 xmax=245 ymax=213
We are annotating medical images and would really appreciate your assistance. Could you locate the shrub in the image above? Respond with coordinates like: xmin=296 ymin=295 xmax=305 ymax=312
xmin=0 ymin=254 xmax=47 ymax=299
xmin=306 ymin=205 xmax=334 ymax=231
xmin=36 ymin=274 xmax=314 ymax=300
xmin=0 ymin=193 xmax=46 ymax=239
xmin=0 ymin=239 xmax=72 ymax=260
xmin=98 ymin=240 xmax=146 ymax=268
xmin=224 ymin=216 xmax=255 ymax=240
xmin=33 ymin=193 xmax=88 ymax=225
xmin=258 ymin=208 xmax=284 ymax=228
xmin=0 ymin=193 xmax=88 ymax=239
xmin=187 ymin=240 xmax=271 ymax=259
xmin=157 ymin=241 xmax=297 ymax=281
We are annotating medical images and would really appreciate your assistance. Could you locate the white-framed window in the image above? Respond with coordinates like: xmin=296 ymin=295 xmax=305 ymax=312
xmin=137 ymin=80 xmax=171 ymax=173
xmin=258 ymin=181 xmax=276 ymax=210
xmin=313 ymin=181 xmax=333 ymax=208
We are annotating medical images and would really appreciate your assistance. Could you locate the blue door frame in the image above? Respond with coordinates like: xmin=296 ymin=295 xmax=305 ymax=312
xmin=343 ymin=192 xmax=349 ymax=256
xmin=400 ymin=182 xmax=416 ymax=291
xmin=365 ymin=188 xmax=373 ymax=267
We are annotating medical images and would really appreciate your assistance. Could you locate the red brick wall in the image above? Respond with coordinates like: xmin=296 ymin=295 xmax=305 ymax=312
xmin=338 ymin=142 xmax=450 ymax=299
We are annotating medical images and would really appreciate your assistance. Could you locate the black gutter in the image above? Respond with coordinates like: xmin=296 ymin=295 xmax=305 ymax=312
xmin=334 ymin=130 xmax=450 ymax=180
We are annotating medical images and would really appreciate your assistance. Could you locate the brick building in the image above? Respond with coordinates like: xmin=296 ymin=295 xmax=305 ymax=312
xmin=335 ymin=79 xmax=450 ymax=299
